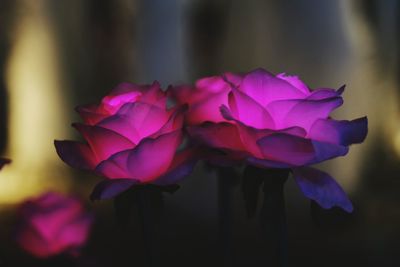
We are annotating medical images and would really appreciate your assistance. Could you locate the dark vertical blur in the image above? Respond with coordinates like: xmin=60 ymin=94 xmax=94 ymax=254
xmin=188 ymin=0 xmax=232 ymax=77
xmin=0 ymin=1 xmax=15 ymax=153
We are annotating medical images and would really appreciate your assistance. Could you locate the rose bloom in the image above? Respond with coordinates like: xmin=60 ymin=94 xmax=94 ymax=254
xmin=55 ymin=82 xmax=197 ymax=199
xmin=15 ymin=192 xmax=93 ymax=258
xmin=173 ymin=69 xmax=368 ymax=212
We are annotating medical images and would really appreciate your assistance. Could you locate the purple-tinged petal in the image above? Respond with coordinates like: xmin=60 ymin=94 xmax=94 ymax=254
xmin=187 ymin=122 xmax=246 ymax=152
xmin=309 ymin=140 xmax=349 ymax=164
xmin=54 ymin=140 xmax=97 ymax=170
xmin=293 ymin=167 xmax=353 ymax=212
xmin=75 ymin=104 xmax=108 ymax=125
xmin=240 ymin=68 xmax=306 ymax=106
xmin=187 ymin=90 xmax=229 ymax=124
xmin=257 ymin=133 xmax=315 ymax=166
xmin=97 ymin=102 xmax=170 ymax=143
xmin=171 ymin=85 xmax=208 ymax=106
xmin=221 ymin=105 xmax=307 ymax=157
xmin=196 ymin=75 xmax=230 ymax=93
xmin=101 ymin=90 xmax=142 ymax=114
xmin=125 ymin=131 xmax=182 ymax=182
xmin=95 ymin=150 xmax=131 ymax=178
xmin=246 ymin=157 xmax=292 ymax=169
xmin=152 ymin=105 xmax=185 ymax=138
xmin=228 ymin=89 xmax=275 ymax=129
xmin=139 ymin=81 xmax=168 ymax=108
xmin=73 ymin=124 xmax=135 ymax=163
xmin=153 ymin=160 xmax=196 ymax=185
xmin=153 ymin=149 xmax=198 ymax=185
xmin=221 ymin=72 xmax=243 ymax=87
xmin=276 ymin=73 xmax=310 ymax=94
xmin=309 ymin=117 xmax=368 ymax=146
xmin=96 ymin=114 xmax=141 ymax=144
xmin=56 ymin=214 xmax=93 ymax=252
xmin=195 ymin=72 xmax=241 ymax=93
xmin=95 ymin=131 xmax=183 ymax=181
xmin=90 ymin=179 xmax=138 ymax=200
xmin=108 ymin=81 xmax=167 ymax=108
xmin=307 ymin=85 xmax=345 ymax=100
xmin=267 ymin=97 xmax=343 ymax=131
xmin=108 ymin=82 xmax=142 ymax=96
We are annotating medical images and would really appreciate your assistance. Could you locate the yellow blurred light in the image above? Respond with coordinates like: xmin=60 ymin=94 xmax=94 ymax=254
xmin=0 ymin=1 xmax=72 ymax=204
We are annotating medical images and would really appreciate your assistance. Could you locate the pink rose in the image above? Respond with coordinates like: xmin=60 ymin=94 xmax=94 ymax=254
xmin=173 ymin=69 xmax=368 ymax=212
xmin=55 ymin=82 xmax=197 ymax=199
xmin=15 ymin=192 xmax=93 ymax=258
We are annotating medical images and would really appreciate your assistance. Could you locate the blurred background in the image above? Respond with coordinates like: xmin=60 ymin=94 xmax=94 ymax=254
xmin=0 ymin=0 xmax=399 ymax=266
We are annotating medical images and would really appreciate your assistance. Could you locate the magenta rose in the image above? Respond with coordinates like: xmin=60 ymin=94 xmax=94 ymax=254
xmin=15 ymin=192 xmax=93 ymax=258
xmin=55 ymin=82 xmax=197 ymax=199
xmin=173 ymin=69 xmax=368 ymax=212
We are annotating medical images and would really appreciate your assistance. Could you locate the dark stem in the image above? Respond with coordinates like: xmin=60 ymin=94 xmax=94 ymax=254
xmin=134 ymin=186 xmax=163 ymax=267
xmin=217 ymin=167 xmax=235 ymax=266
xmin=114 ymin=185 xmax=167 ymax=267
xmin=138 ymin=188 xmax=153 ymax=266
xmin=260 ymin=169 xmax=289 ymax=267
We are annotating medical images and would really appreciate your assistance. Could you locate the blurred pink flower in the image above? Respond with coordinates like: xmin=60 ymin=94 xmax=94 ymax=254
xmin=173 ymin=68 xmax=368 ymax=212
xmin=55 ymin=82 xmax=197 ymax=199
xmin=15 ymin=192 xmax=93 ymax=258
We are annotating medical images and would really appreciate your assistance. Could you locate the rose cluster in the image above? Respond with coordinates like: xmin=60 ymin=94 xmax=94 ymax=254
xmin=55 ymin=68 xmax=368 ymax=212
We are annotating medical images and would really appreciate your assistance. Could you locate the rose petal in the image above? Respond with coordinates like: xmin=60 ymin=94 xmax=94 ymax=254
xmin=228 ymin=88 xmax=275 ymax=129
xmin=54 ymin=140 xmax=97 ymax=170
xmin=309 ymin=117 xmax=368 ymax=146
xmin=96 ymin=131 xmax=182 ymax=182
xmin=195 ymin=72 xmax=241 ymax=93
xmin=221 ymin=105 xmax=307 ymax=158
xmin=266 ymin=97 xmax=343 ymax=130
xmin=307 ymin=86 xmax=344 ymax=100
xmin=98 ymin=102 xmax=170 ymax=143
xmin=151 ymin=105 xmax=185 ymax=138
xmin=126 ymin=131 xmax=182 ymax=182
xmin=108 ymin=82 xmax=166 ymax=109
xmin=94 ymin=150 xmax=132 ymax=178
xmin=188 ymin=122 xmax=246 ymax=152
xmin=101 ymin=89 xmax=142 ymax=114
xmin=75 ymin=104 xmax=108 ymax=125
xmin=187 ymin=90 xmax=230 ymax=124
xmin=257 ymin=133 xmax=315 ymax=166
xmin=108 ymin=82 xmax=142 ymax=96
xmin=172 ymin=85 xmax=206 ymax=106
xmin=293 ymin=167 xmax=353 ymax=212
xmin=56 ymin=214 xmax=93 ymax=254
xmin=153 ymin=149 xmax=198 ymax=185
xmin=90 ymin=179 xmax=138 ymax=200
xmin=276 ymin=73 xmax=310 ymax=94
xmin=16 ymin=223 xmax=52 ymax=258
xmin=240 ymin=68 xmax=306 ymax=106
xmin=28 ymin=199 xmax=83 ymax=243
xmin=309 ymin=140 xmax=349 ymax=164
xmin=73 ymin=124 xmax=135 ymax=163
xmin=137 ymin=81 xmax=167 ymax=108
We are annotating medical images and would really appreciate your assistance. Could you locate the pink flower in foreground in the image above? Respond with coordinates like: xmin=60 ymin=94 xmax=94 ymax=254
xmin=173 ymin=68 xmax=368 ymax=212
xmin=55 ymin=82 xmax=197 ymax=199
xmin=15 ymin=192 xmax=93 ymax=258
